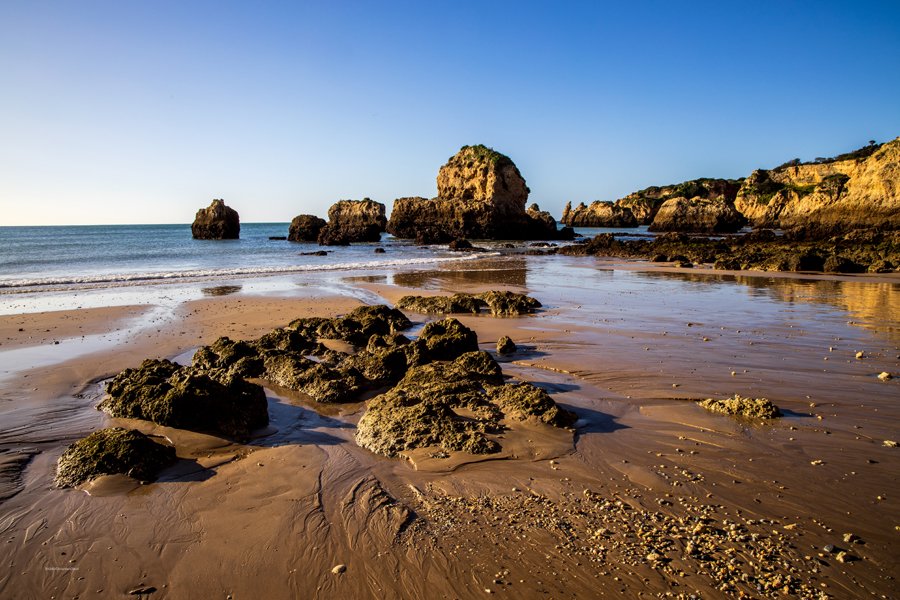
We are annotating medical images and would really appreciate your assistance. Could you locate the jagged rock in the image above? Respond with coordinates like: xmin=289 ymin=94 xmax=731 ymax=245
xmin=355 ymin=351 xmax=574 ymax=458
xmin=191 ymin=199 xmax=240 ymax=240
xmin=101 ymin=359 xmax=268 ymax=438
xmin=192 ymin=336 xmax=264 ymax=378
xmin=561 ymin=201 xmax=638 ymax=227
xmin=397 ymin=294 xmax=486 ymax=315
xmin=288 ymin=214 xmax=327 ymax=242
xmin=388 ymin=145 xmax=570 ymax=242
xmin=319 ymin=199 xmax=386 ymax=244
xmin=496 ymin=336 xmax=517 ymax=355
xmin=478 ymin=291 xmax=542 ymax=316
xmin=397 ymin=291 xmax=541 ymax=316
xmin=418 ymin=318 xmax=479 ymax=361
xmin=618 ymin=179 xmax=741 ymax=225
xmin=734 ymin=139 xmax=900 ymax=237
xmin=648 ymin=196 xmax=746 ymax=233
xmin=55 ymin=427 xmax=177 ymax=488
xmin=697 ymin=395 xmax=781 ymax=419
xmin=487 ymin=383 xmax=576 ymax=426
xmin=263 ymin=352 xmax=356 ymax=403
xmin=527 ymin=203 xmax=574 ymax=239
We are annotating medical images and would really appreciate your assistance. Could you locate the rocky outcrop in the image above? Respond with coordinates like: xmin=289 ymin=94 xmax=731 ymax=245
xmin=561 ymin=201 xmax=638 ymax=227
xmin=288 ymin=214 xmax=327 ymax=242
xmin=617 ymin=179 xmax=741 ymax=225
xmin=397 ymin=291 xmax=541 ymax=316
xmin=55 ymin=428 xmax=177 ymax=488
xmin=319 ymin=198 xmax=387 ymax=244
xmin=191 ymin=199 xmax=240 ymax=240
xmin=387 ymin=145 xmax=570 ymax=242
xmin=648 ymin=196 xmax=746 ymax=233
xmin=101 ymin=359 xmax=269 ymax=438
xmin=734 ymin=138 xmax=900 ymax=237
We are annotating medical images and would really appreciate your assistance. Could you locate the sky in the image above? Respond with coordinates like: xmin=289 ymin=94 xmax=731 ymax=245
xmin=1 ymin=1 xmax=899 ymax=226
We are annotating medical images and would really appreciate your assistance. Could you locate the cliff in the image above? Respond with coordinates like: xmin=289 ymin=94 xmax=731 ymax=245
xmin=318 ymin=199 xmax=386 ymax=244
xmin=735 ymin=138 xmax=900 ymax=236
xmin=561 ymin=201 xmax=638 ymax=228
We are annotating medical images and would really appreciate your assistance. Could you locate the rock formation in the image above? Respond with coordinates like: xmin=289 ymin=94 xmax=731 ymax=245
xmin=616 ymin=179 xmax=741 ymax=225
xmin=396 ymin=291 xmax=541 ymax=316
xmin=288 ymin=214 xmax=327 ymax=242
xmin=387 ymin=145 xmax=570 ymax=242
xmin=561 ymin=201 xmax=638 ymax=227
xmin=191 ymin=199 xmax=240 ymax=239
xmin=697 ymin=395 xmax=781 ymax=419
xmin=734 ymin=138 xmax=900 ymax=237
xmin=318 ymin=198 xmax=386 ymax=244
xmin=648 ymin=196 xmax=746 ymax=233
xmin=55 ymin=427 xmax=177 ymax=487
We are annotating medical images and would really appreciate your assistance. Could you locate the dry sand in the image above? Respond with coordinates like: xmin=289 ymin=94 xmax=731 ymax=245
xmin=1 ymin=258 xmax=898 ymax=599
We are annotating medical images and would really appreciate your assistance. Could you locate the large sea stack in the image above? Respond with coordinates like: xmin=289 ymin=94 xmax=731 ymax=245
xmin=387 ymin=145 xmax=566 ymax=243
xmin=191 ymin=199 xmax=240 ymax=240
xmin=561 ymin=201 xmax=638 ymax=228
xmin=318 ymin=199 xmax=387 ymax=245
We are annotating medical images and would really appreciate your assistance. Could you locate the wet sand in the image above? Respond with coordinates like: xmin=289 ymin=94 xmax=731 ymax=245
xmin=1 ymin=257 xmax=898 ymax=599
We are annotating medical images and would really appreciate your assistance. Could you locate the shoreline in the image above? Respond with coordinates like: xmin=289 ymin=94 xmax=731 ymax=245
xmin=1 ymin=255 xmax=898 ymax=598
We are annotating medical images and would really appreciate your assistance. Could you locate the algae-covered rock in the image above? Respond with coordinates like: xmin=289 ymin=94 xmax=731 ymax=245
xmin=496 ymin=335 xmax=517 ymax=355
xmin=397 ymin=294 xmax=486 ymax=315
xmin=487 ymin=383 xmax=576 ymax=427
xmin=262 ymin=352 xmax=356 ymax=403
xmin=397 ymin=291 xmax=541 ymax=316
xmin=55 ymin=427 xmax=176 ymax=488
xmin=296 ymin=305 xmax=412 ymax=346
xmin=418 ymin=318 xmax=479 ymax=361
xmin=102 ymin=359 xmax=268 ymax=438
xmin=192 ymin=336 xmax=264 ymax=378
xmin=697 ymin=395 xmax=781 ymax=419
xmin=477 ymin=291 xmax=542 ymax=316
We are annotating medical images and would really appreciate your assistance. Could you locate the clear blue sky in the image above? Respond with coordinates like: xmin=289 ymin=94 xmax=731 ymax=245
xmin=1 ymin=0 xmax=899 ymax=225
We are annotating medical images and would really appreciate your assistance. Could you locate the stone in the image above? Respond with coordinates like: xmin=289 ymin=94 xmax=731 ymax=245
xmin=397 ymin=293 xmax=486 ymax=315
xmin=648 ymin=196 xmax=746 ymax=233
xmin=477 ymin=291 xmax=542 ymax=316
xmin=418 ymin=318 xmax=479 ymax=361
xmin=288 ymin=214 xmax=327 ymax=242
xmin=487 ymin=382 xmax=576 ymax=427
xmin=560 ymin=201 xmax=638 ymax=228
xmin=191 ymin=199 xmax=240 ymax=240
xmin=320 ymin=198 xmax=387 ymax=244
xmin=331 ymin=564 xmax=346 ymax=575
xmin=697 ymin=395 xmax=781 ymax=419
xmin=387 ymin=145 xmax=570 ymax=242
xmin=55 ymin=427 xmax=176 ymax=488
xmin=101 ymin=359 xmax=268 ymax=438
xmin=496 ymin=336 xmax=517 ymax=355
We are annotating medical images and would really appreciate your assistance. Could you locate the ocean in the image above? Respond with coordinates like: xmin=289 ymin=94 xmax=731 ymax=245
xmin=0 ymin=223 xmax=498 ymax=292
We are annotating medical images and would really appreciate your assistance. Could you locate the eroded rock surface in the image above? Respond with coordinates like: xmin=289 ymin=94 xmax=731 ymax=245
xmin=561 ymin=201 xmax=638 ymax=228
xmin=55 ymin=428 xmax=176 ymax=488
xmin=649 ymin=197 xmax=746 ymax=233
xmin=288 ymin=214 xmax=327 ymax=242
xmin=101 ymin=359 xmax=268 ymax=438
xmin=397 ymin=291 xmax=541 ymax=316
xmin=318 ymin=199 xmax=387 ymax=244
xmin=697 ymin=395 xmax=782 ymax=419
xmin=191 ymin=199 xmax=240 ymax=240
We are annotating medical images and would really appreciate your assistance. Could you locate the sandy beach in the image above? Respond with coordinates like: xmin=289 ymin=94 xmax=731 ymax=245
xmin=1 ymin=255 xmax=898 ymax=599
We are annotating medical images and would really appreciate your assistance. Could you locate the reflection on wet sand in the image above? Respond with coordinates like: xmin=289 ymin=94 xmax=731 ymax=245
xmin=635 ymin=270 xmax=900 ymax=343
xmin=200 ymin=284 xmax=243 ymax=297
xmin=391 ymin=258 xmax=528 ymax=290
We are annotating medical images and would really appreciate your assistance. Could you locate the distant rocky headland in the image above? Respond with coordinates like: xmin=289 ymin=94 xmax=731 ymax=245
xmin=189 ymin=138 xmax=899 ymax=273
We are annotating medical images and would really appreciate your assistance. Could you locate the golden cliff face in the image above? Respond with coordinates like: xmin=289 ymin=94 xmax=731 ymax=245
xmin=435 ymin=145 xmax=530 ymax=212
xmin=735 ymin=137 xmax=900 ymax=233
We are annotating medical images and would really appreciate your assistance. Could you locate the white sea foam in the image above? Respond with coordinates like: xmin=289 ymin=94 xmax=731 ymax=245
xmin=0 ymin=254 xmax=492 ymax=292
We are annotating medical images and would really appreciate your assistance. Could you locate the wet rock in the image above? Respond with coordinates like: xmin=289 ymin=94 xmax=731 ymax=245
xmin=477 ymin=291 xmax=542 ymax=316
xmin=288 ymin=214 xmax=327 ymax=242
xmin=55 ymin=427 xmax=176 ymax=488
xmin=374 ymin=247 xmax=386 ymax=253
xmin=262 ymin=352 xmax=356 ymax=403
xmin=290 ymin=305 xmax=411 ymax=346
xmin=824 ymin=254 xmax=866 ymax=273
xmin=697 ymin=394 xmax=781 ymax=419
xmin=397 ymin=293 xmax=486 ymax=315
xmin=496 ymin=336 xmax=517 ymax=355
xmin=102 ymin=359 xmax=268 ymax=438
xmin=191 ymin=199 xmax=240 ymax=240
xmin=487 ymin=382 xmax=576 ymax=427
xmin=340 ymin=334 xmax=415 ymax=388
xmin=418 ymin=318 xmax=479 ymax=361
xmin=192 ymin=337 xmax=264 ymax=378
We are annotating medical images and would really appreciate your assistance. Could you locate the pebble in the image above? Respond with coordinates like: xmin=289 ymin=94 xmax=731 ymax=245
xmin=810 ymin=460 xmax=824 ymax=466
xmin=884 ymin=440 xmax=898 ymax=448
xmin=855 ymin=351 xmax=865 ymax=359
xmin=842 ymin=533 xmax=859 ymax=544
xmin=878 ymin=372 xmax=893 ymax=381
xmin=331 ymin=564 xmax=346 ymax=575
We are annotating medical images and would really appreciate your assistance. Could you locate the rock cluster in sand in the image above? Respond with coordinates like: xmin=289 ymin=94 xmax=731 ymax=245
xmin=397 ymin=291 xmax=541 ymax=316
xmin=191 ymin=199 xmax=240 ymax=240
xmin=55 ymin=427 xmax=176 ymax=487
